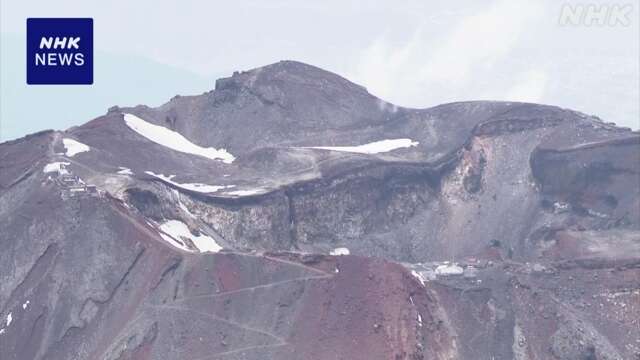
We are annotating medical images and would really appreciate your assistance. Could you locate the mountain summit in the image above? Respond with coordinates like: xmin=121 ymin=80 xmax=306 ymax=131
xmin=1 ymin=61 xmax=638 ymax=360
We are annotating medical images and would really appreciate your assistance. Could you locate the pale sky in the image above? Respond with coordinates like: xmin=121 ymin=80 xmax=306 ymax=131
xmin=1 ymin=0 xmax=638 ymax=140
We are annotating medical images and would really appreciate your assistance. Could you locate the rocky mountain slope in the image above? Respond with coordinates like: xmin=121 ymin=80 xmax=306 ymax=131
xmin=0 ymin=60 xmax=638 ymax=360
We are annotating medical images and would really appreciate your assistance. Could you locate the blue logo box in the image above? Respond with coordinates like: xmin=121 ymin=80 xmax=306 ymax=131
xmin=27 ymin=18 xmax=93 ymax=85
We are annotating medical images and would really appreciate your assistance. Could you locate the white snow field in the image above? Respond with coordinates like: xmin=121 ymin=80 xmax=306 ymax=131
xmin=330 ymin=247 xmax=350 ymax=256
xmin=159 ymin=219 xmax=222 ymax=253
xmin=43 ymin=161 xmax=70 ymax=174
xmin=145 ymin=171 xmax=234 ymax=193
xmin=116 ymin=167 xmax=133 ymax=175
xmin=411 ymin=270 xmax=427 ymax=286
xmin=224 ymin=188 xmax=266 ymax=197
xmin=124 ymin=113 xmax=235 ymax=163
xmin=435 ymin=263 xmax=464 ymax=276
xmin=302 ymin=138 xmax=418 ymax=154
xmin=62 ymin=138 xmax=90 ymax=157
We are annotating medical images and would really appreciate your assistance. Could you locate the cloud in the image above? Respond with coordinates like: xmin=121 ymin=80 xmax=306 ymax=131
xmin=504 ymin=69 xmax=548 ymax=102
xmin=418 ymin=0 xmax=539 ymax=84
xmin=348 ymin=0 xmax=543 ymax=107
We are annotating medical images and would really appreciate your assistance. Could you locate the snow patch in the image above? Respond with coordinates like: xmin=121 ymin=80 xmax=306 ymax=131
xmin=171 ymin=189 xmax=196 ymax=218
xmin=417 ymin=313 xmax=423 ymax=327
xmin=330 ymin=247 xmax=350 ymax=256
xmin=156 ymin=222 xmax=191 ymax=252
xmin=587 ymin=209 xmax=609 ymax=219
xmin=43 ymin=161 xmax=70 ymax=174
xmin=62 ymin=138 xmax=90 ymax=157
xmin=124 ymin=113 xmax=235 ymax=163
xmin=302 ymin=138 xmax=419 ymax=154
xmin=159 ymin=220 xmax=222 ymax=253
xmin=224 ymin=188 xmax=266 ymax=197
xmin=435 ymin=263 xmax=464 ymax=276
xmin=178 ymin=201 xmax=195 ymax=218
xmin=117 ymin=167 xmax=133 ymax=175
xmin=146 ymin=171 xmax=234 ymax=193
xmin=6 ymin=313 xmax=12 ymax=327
xmin=411 ymin=270 xmax=427 ymax=286
xmin=22 ymin=301 xmax=29 ymax=310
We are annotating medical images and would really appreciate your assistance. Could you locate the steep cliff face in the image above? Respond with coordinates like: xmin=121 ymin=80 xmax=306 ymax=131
xmin=1 ymin=61 xmax=638 ymax=359
xmin=531 ymin=136 xmax=640 ymax=228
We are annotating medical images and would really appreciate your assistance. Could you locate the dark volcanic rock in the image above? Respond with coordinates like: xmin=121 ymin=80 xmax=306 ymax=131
xmin=0 ymin=60 xmax=638 ymax=359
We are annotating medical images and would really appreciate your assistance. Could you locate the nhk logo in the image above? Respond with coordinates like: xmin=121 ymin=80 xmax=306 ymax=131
xmin=27 ymin=18 xmax=93 ymax=85
xmin=558 ymin=3 xmax=633 ymax=26
xmin=36 ymin=37 xmax=85 ymax=66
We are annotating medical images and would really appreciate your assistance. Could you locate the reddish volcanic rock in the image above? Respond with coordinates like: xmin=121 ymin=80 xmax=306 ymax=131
xmin=288 ymin=256 xmax=422 ymax=360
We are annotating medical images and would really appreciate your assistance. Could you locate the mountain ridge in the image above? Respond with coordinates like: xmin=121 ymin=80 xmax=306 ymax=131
xmin=1 ymin=61 xmax=638 ymax=360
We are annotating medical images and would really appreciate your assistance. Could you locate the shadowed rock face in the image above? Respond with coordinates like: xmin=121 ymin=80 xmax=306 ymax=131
xmin=1 ymin=60 xmax=638 ymax=360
